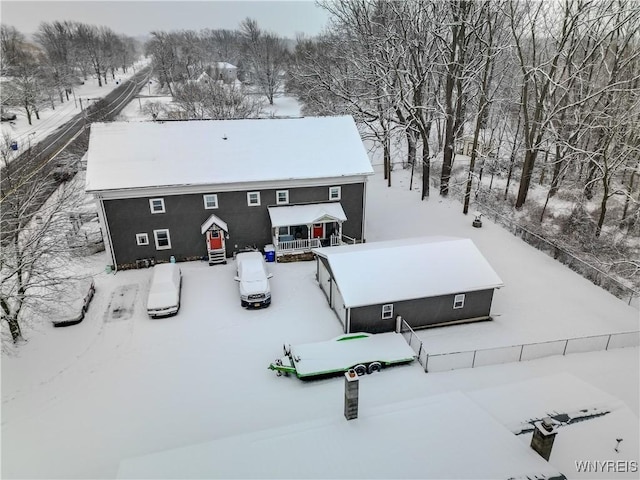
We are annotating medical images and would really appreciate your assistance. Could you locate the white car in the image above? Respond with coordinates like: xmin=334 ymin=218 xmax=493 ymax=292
xmin=235 ymin=251 xmax=272 ymax=308
xmin=146 ymin=263 xmax=182 ymax=318
xmin=51 ymin=278 xmax=96 ymax=327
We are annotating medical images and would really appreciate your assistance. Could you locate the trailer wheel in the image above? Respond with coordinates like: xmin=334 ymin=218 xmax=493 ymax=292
xmin=354 ymin=364 xmax=367 ymax=376
xmin=368 ymin=362 xmax=382 ymax=374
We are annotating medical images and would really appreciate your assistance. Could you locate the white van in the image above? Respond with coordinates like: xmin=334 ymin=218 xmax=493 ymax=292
xmin=235 ymin=251 xmax=272 ymax=308
xmin=147 ymin=263 xmax=182 ymax=318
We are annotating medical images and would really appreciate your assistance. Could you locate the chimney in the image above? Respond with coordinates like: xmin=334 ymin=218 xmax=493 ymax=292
xmin=344 ymin=369 xmax=359 ymax=420
xmin=530 ymin=417 xmax=558 ymax=461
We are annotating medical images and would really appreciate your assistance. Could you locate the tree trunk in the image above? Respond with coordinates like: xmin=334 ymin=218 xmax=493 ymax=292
xmin=596 ymin=191 xmax=608 ymax=237
xmin=385 ymin=135 xmax=391 ymax=187
xmin=406 ymin=129 xmax=416 ymax=169
xmin=24 ymin=100 xmax=32 ymax=125
xmin=515 ymin=148 xmax=537 ymax=208
xmin=5 ymin=316 xmax=23 ymax=343
xmin=421 ymin=132 xmax=431 ymax=200
xmin=549 ymin=144 xmax=563 ymax=198
xmin=621 ymin=169 xmax=637 ymax=223
xmin=441 ymin=72 xmax=456 ymax=197
xmin=504 ymin=111 xmax=521 ymax=200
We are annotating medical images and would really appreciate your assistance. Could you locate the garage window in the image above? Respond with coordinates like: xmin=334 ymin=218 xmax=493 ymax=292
xmin=382 ymin=304 xmax=393 ymax=319
xmin=453 ymin=294 xmax=465 ymax=309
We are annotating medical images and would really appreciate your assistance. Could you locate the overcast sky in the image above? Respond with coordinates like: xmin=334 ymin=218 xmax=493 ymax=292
xmin=1 ymin=1 xmax=330 ymax=39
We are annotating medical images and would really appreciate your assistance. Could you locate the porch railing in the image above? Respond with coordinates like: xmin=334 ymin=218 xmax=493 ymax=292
xmin=275 ymin=237 xmax=321 ymax=253
xmin=341 ymin=234 xmax=357 ymax=245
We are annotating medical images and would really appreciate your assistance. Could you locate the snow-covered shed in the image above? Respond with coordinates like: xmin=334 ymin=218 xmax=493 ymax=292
xmin=312 ymin=237 xmax=504 ymax=333
xmin=85 ymin=116 xmax=373 ymax=269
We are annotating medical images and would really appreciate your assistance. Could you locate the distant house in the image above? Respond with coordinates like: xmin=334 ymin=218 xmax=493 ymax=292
xmin=312 ymin=237 xmax=504 ymax=333
xmin=212 ymin=62 xmax=238 ymax=83
xmin=85 ymin=116 xmax=374 ymax=270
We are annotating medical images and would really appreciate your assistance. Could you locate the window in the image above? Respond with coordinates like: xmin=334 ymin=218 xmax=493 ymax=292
xmin=329 ymin=186 xmax=341 ymax=201
xmin=247 ymin=191 xmax=261 ymax=206
xmin=136 ymin=233 xmax=149 ymax=246
xmin=278 ymin=226 xmax=290 ymax=236
xmin=382 ymin=304 xmax=393 ymax=320
xmin=276 ymin=190 xmax=289 ymax=205
xmin=149 ymin=198 xmax=165 ymax=214
xmin=453 ymin=294 xmax=465 ymax=309
xmin=203 ymin=194 xmax=218 ymax=209
xmin=153 ymin=229 xmax=172 ymax=250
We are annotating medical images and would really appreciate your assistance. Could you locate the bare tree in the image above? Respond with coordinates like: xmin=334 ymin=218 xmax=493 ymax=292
xmin=1 ymin=41 xmax=44 ymax=125
xmin=35 ymin=21 xmax=77 ymax=103
xmin=72 ymin=23 xmax=108 ymax=87
xmin=201 ymin=28 xmax=242 ymax=66
xmin=462 ymin=1 xmax=509 ymax=214
xmin=240 ymin=18 xmax=289 ymax=105
xmin=173 ymin=78 xmax=264 ymax=119
xmin=0 ymin=135 xmax=83 ymax=343
xmin=145 ymin=31 xmax=178 ymax=95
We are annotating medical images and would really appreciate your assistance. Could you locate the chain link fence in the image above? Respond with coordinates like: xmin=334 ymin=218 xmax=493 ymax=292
xmin=423 ymin=331 xmax=640 ymax=373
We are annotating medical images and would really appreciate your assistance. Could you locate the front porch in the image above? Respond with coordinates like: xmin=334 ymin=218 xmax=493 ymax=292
xmin=201 ymin=213 xmax=229 ymax=265
xmin=268 ymin=203 xmax=355 ymax=259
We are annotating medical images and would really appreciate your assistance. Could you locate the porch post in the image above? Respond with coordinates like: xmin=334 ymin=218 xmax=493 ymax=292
xmin=338 ymin=222 xmax=343 ymax=243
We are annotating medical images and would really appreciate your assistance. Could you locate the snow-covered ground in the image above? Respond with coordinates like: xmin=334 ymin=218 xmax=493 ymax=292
xmin=1 ymin=92 xmax=638 ymax=479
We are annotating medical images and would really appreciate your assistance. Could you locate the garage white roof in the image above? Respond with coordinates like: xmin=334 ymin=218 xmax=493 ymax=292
xmin=313 ymin=237 xmax=504 ymax=308
xmin=268 ymin=202 xmax=347 ymax=228
xmin=85 ymin=116 xmax=373 ymax=193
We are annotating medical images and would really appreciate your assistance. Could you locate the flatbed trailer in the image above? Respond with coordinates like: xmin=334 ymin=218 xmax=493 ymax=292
xmin=268 ymin=332 xmax=416 ymax=379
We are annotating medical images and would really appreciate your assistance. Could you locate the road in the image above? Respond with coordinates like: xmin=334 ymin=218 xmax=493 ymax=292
xmin=0 ymin=66 xmax=152 ymax=242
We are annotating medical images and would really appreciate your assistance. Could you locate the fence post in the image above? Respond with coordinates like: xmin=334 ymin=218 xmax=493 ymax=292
xmin=417 ymin=342 xmax=423 ymax=359
xmin=562 ymin=339 xmax=569 ymax=356
xmin=472 ymin=350 xmax=477 ymax=368
xmin=605 ymin=334 xmax=612 ymax=351
xmin=519 ymin=344 xmax=524 ymax=362
xmin=424 ymin=354 xmax=429 ymax=373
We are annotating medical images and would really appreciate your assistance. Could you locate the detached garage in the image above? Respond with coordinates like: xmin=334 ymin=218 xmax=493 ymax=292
xmin=313 ymin=237 xmax=504 ymax=334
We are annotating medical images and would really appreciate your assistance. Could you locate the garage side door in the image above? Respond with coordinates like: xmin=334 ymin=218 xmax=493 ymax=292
xmin=331 ymin=281 xmax=347 ymax=329
xmin=318 ymin=260 xmax=331 ymax=301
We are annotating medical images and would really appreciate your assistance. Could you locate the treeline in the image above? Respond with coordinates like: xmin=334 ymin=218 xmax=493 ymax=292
xmin=144 ymin=18 xmax=289 ymax=118
xmin=0 ymin=22 xmax=140 ymax=124
xmin=285 ymin=0 xmax=639 ymax=241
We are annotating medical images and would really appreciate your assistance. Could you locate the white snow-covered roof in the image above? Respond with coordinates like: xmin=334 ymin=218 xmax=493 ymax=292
xmin=313 ymin=237 xmax=504 ymax=308
xmin=200 ymin=213 xmax=228 ymax=234
xmin=117 ymin=391 xmax=562 ymax=479
xmin=85 ymin=116 xmax=373 ymax=193
xmin=268 ymin=202 xmax=347 ymax=228
xmin=215 ymin=62 xmax=237 ymax=70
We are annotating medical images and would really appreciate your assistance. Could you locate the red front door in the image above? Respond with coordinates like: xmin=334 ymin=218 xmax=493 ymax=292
xmin=209 ymin=230 xmax=223 ymax=249
xmin=312 ymin=224 xmax=323 ymax=239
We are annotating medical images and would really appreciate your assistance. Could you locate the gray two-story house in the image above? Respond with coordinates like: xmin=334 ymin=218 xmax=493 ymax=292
xmin=85 ymin=116 xmax=374 ymax=270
